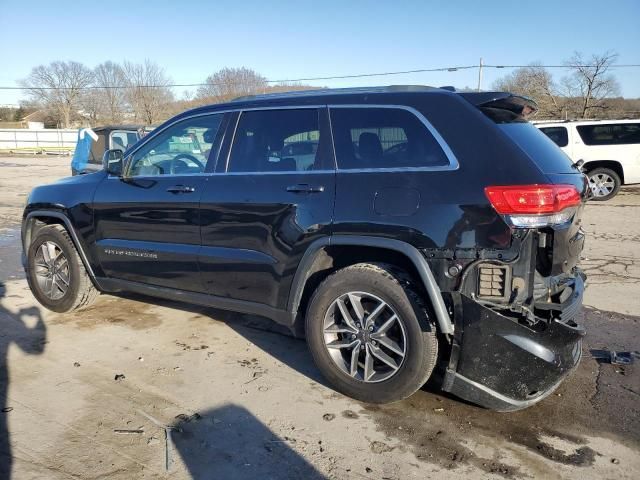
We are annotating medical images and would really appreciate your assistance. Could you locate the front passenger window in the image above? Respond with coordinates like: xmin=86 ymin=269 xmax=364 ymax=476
xmin=128 ymin=114 xmax=223 ymax=177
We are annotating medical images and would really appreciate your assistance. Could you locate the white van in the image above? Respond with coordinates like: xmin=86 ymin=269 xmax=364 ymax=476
xmin=534 ymin=120 xmax=640 ymax=200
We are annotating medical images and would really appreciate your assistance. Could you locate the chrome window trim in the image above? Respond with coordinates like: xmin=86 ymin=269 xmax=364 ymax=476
xmin=110 ymin=103 xmax=458 ymax=178
xmin=328 ymin=104 xmax=459 ymax=172
xmin=114 ymin=170 xmax=336 ymax=180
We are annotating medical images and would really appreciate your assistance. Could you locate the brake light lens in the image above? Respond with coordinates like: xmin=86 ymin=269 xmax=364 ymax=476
xmin=485 ymin=184 xmax=582 ymax=227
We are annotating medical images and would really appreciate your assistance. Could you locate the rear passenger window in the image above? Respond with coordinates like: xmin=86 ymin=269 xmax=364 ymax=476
xmin=228 ymin=109 xmax=327 ymax=172
xmin=329 ymin=107 xmax=450 ymax=170
xmin=577 ymin=123 xmax=640 ymax=146
xmin=539 ymin=127 xmax=568 ymax=147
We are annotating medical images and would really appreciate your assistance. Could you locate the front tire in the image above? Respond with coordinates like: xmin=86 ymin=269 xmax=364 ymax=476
xmin=26 ymin=224 xmax=99 ymax=312
xmin=305 ymin=263 xmax=438 ymax=404
xmin=587 ymin=167 xmax=621 ymax=201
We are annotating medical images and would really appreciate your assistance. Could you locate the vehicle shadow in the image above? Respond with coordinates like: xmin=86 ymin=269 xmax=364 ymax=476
xmin=114 ymin=292 xmax=464 ymax=404
xmin=117 ymin=292 xmax=331 ymax=387
xmin=170 ymin=404 xmax=325 ymax=479
xmin=0 ymin=282 xmax=47 ymax=479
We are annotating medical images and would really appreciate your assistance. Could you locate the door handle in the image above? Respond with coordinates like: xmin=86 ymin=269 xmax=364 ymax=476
xmin=166 ymin=185 xmax=196 ymax=194
xmin=286 ymin=184 xmax=325 ymax=194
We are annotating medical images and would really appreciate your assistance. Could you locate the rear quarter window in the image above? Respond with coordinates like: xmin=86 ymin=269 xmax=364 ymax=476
xmin=539 ymin=126 xmax=568 ymax=148
xmin=577 ymin=123 xmax=640 ymax=146
xmin=499 ymin=123 xmax=575 ymax=174
xmin=329 ymin=107 xmax=453 ymax=170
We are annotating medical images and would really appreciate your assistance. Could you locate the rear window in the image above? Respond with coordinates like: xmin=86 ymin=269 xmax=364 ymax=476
xmin=329 ymin=107 xmax=451 ymax=170
xmin=499 ymin=123 xmax=575 ymax=174
xmin=576 ymin=123 xmax=640 ymax=146
xmin=539 ymin=126 xmax=568 ymax=148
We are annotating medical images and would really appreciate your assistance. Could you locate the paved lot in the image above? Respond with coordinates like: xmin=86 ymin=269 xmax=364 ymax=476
xmin=0 ymin=156 xmax=638 ymax=479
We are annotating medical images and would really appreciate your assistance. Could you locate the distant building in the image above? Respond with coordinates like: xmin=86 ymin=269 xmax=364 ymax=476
xmin=21 ymin=110 xmax=58 ymax=129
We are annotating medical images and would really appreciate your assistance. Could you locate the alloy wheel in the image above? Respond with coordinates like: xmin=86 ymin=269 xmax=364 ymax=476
xmin=589 ymin=173 xmax=616 ymax=198
xmin=34 ymin=241 xmax=70 ymax=300
xmin=322 ymin=291 xmax=407 ymax=383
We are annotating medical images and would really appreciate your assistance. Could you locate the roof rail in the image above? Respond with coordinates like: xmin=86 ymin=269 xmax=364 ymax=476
xmin=231 ymin=85 xmax=441 ymax=102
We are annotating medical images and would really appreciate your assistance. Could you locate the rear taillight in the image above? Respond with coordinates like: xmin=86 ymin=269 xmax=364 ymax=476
xmin=485 ymin=184 xmax=581 ymax=227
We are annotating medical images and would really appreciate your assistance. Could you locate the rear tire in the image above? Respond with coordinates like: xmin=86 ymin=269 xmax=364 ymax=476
xmin=587 ymin=167 xmax=621 ymax=201
xmin=305 ymin=263 xmax=438 ymax=404
xmin=26 ymin=224 xmax=99 ymax=312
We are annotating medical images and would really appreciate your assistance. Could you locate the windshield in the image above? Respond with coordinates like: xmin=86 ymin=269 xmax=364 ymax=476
xmin=499 ymin=122 xmax=575 ymax=174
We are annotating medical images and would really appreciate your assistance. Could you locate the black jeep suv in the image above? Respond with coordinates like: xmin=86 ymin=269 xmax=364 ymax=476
xmin=22 ymin=86 xmax=588 ymax=411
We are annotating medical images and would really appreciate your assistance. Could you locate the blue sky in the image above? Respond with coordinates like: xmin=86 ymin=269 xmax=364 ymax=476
xmin=1 ymin=0 xmax=639 ymax=106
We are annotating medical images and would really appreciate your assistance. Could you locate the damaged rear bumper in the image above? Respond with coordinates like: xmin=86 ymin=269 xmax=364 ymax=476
xmin=443 ymin=273 xmax=585 ymax=412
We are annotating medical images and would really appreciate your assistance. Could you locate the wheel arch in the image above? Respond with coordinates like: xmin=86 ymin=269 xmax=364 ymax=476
xmin=582 ymin=160 xmax=625 ymax=184
xmin=288 ymin=235 xmax=454 ymax=336
xmin=23 ymin=211 xmax=96 ymax=279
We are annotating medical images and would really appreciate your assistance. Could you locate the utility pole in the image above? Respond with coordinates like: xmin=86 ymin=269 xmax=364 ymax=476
xmin=477 ymin=57 xmax=483 ymax=92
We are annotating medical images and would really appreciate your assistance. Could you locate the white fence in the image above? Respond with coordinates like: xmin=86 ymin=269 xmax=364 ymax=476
xmin=0 ymin=128 xmax=77 ymax=154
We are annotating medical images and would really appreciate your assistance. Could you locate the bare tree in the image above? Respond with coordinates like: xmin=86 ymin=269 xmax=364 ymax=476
xmin=493 ymin=64 xmax=564 ymax=118
xmin=19 ymin=61 xmax=94 ymax=127
xmin=122 ymin=60 xmax=174 ymax=125
xmin=90 ymin=61 xmax=127 ymax=123
xmin=196 ymin=67 xmax=268 ymax=102
xmin=265 ymin=82 xmax=318 ymax=94
xmin=562 ymin=51 xmax=620 ymax=119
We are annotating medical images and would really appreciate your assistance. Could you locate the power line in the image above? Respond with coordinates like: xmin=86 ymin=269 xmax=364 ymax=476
xmin=485 ymin=64 xmax=640 ymax=68
xmin=1 ymin=63 xmax=639 ymax=91
xmin=1 ymin=65 xmax=479 ymax=91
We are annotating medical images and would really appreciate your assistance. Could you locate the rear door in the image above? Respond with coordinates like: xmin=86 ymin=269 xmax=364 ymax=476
xmin=93 ymin=113 xmax=227 ymax=292
xmin=576 ymin=122 xmax=640 ymax=183
xmin=198 ymin=107 xmax=336 ymax=309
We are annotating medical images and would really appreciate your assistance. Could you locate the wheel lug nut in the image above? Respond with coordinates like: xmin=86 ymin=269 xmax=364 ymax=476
xmin=356 ymin=323 xmax=361 ymax=329
xmin=371 ymin=341 xmax=377 ymax=347
xmin=368 ymin=325 xmax=374 ymax=331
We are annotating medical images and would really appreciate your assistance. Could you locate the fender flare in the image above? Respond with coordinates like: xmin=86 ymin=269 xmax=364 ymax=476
xmin=288 ymin=235 xmax=454 ymax=335
xmin=582 ymin=160 xmax=625 ymax=183
xmin=23 ymin=210 xmax=96 ymax=279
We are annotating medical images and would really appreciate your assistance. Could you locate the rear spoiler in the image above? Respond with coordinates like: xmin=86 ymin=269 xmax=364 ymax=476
xmin=458 ymin=92 xmax=539 ymax=118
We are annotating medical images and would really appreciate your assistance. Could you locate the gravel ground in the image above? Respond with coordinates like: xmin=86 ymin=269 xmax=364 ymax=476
xmin=0 ymin=156 xmax=638 ymax=479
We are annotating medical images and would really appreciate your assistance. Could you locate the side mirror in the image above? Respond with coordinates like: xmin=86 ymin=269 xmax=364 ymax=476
xmin=103 ymin=149 xmax=124 ymax=176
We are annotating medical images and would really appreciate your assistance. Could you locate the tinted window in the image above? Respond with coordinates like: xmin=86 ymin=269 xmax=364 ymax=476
xmin=499 ymin=123 xmax=574 ymax=174
xmin=539 ymin=126 xmax=568 ymax=147
xmin=330 ymin=107 xmax=450 ymax=169
xmin=128 ymin=114 xmax=223 ymax=177
xmin=228 ymin=109 xmax=326 ymax=173
xmin=577 ymin=123 xmax=640 ymax=146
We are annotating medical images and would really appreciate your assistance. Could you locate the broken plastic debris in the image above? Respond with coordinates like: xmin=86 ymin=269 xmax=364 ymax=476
xmin=590 ymin=349 xmax=638 ymax=365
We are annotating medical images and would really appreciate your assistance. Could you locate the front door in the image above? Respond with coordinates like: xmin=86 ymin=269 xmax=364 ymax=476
xmin=199 ymin=107 xmax=336 ymax=309
xmin=93 ymin=113 xmax=227 ymax=292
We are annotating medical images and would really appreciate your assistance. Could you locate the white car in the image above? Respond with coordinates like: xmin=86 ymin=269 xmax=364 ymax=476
xmin=534 ymin=120 xmax=640 ymax=200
